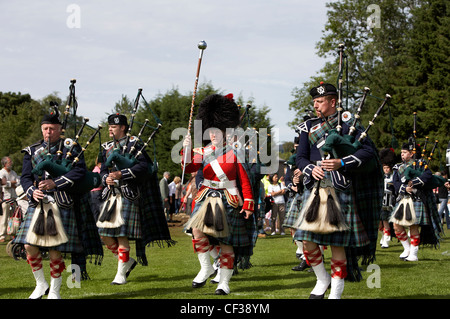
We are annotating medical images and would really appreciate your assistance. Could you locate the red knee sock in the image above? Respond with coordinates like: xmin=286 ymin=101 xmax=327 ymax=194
xmin=118 ymin=247 xmax=130 ymax=263
xmin=106 ymin=242 xmax=119 ymax=257
xmin=410 ymin=234 xmax=420 ymax=246
xmin=383 ymin=229 xmax=391 ymax=237
xmin=303 ymin=246 xmax=322 ymax=267
xmin=192 ymin=236 xmax=211 ymax=254
xmin=331 ymin=258 xmax=347 ymax=279
xmin=27 ymin=252 xmax=43 ymax=272
xmin=220 ymin=252 xmax=235 ymax=269
xmin=395 ymin=230 xmax=408 ymax=242
xmin=50 ymin=257 xmax=66 ymax=278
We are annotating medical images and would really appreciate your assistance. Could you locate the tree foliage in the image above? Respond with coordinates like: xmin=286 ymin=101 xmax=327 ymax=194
xmin=288 ymin=0 xmax=449 ymax=171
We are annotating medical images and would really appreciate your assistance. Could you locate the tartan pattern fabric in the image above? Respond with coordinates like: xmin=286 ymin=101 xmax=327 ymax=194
xmin=303 ymin=246 xmax=322 ymax=267
xmin=98 ymin=197 xmax=142 ymax=238
xmin=293 ymin=182 xmax=370 ymax=248
xmin=15 ymin=205 xmax=82 ymax=253
xmin=331 ymin=258 xmax=347 ymax=279
xmin=189 ymin=189 xmax=257 ymax=266
xmin=50 ymin=257 xmax=65 ymax=278
xmin=283 ymin=193 xmax=302 ymax=229
xmin=100 ymin=142 xmax=176 ymax=265
xmin=27 ymin=253 xmax=43 ymax=272
xmin=14 ymin=140 xmax=103 ymax=264
xmin=308 ymin=115 xmax=338 ymax=146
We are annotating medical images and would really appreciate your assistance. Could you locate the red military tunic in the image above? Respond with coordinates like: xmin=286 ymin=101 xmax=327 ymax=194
xmin=182 ymin=145 xmax=255 ymax=212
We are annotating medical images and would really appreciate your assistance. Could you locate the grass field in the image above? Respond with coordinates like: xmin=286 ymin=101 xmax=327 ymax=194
xmin=1 ymin=222 xmax=449 ymax=300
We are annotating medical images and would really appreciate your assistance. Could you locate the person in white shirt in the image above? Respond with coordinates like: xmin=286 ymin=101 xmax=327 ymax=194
xmin=267 ymin=173 xmax=286 ymax=235
xmin=0 ymin=156 xmax=19 ymax=241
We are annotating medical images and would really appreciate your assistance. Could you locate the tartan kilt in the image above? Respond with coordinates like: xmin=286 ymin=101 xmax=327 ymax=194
xmin=12 ymin=192 xmax=102 ymax=257
xmin=283 ymin=193 xmax=302 ymax=229
xmin=98 ymin=196 xmax=141 ymax=239
xmin=188 ymin=189 xmax=257 ymax=261
xmin=293 ymin=185 xmax=370 ymax=248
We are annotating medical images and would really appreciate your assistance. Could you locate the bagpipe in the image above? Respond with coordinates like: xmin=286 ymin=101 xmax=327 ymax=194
xmin=294 ymin=44 xmax=392 ymax=234
xmin=31 ymin=80 xmax=103 ymax=194
xmin=27 ymin=79 xmax=102 ymax=247
xmin=102 ymin=89 xmax=162 ymax=173
xmin=402 ymin=113 xmax=446 ymax=189
xmin=320 ymin=44 xmax=391 ymax=173
xmin=97 ymin=88 xmax=163 ymax=228
xmin=390 ymin=113 xmax=445 ymax=227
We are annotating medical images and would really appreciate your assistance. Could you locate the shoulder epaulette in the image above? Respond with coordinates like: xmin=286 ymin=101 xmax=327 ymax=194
xmin=21 ymin=140 xmax=43 ymax=155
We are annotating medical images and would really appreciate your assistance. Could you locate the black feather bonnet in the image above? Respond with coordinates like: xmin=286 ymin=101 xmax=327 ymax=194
xmin=196 ymin=94 xmax=240 ymax=134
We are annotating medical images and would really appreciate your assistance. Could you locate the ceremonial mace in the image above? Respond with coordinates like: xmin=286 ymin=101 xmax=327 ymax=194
xmin=181 ymin=40 xmax=207 ymax=185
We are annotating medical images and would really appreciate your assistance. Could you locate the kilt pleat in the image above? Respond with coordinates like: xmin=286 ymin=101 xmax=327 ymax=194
xmin=13 ymin=205 xmax=83 ymax=253
xmin=188 ymin=189 xmax=257 ymax=265
xmin=293 ymin=185 xmax=370 ymax=248
xmin=98 ymin=197 xmax=142 ymax=239
xmin=283 ymin=193 xmax=302 ymax=229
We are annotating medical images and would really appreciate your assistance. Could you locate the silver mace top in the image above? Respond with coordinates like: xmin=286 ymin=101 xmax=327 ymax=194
xmin=198 ymin=40 xmax=207 ymax=50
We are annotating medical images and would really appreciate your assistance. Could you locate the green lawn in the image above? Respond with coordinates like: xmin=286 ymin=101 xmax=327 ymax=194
xmin=1 ymin=225 xmax=449 ymax=300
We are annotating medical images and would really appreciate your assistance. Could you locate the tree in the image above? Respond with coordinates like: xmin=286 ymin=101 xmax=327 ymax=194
xmin=288 ymin=0 xmax=448 ymax=170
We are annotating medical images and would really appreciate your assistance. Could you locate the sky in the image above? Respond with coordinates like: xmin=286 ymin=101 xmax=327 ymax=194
xmin=0 ymin=0 xmax=332 ymax=144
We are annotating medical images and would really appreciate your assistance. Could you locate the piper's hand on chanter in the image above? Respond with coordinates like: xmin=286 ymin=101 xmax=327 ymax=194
xmin=38 ymin=179 xmax=56 ymax=191
xmin=312 ymin=165 xmax=325 ymax=180
xmin=105 ymin=172 xmax=121 ymax=187
xmin=33 ymin=189 xmax=45 ymax=201
xmin=321 ymin=159 xmax=343 ymax=172
xmin=108 ymin=171 xmax=122 ymax=180
xmin=240 ymin=209 xmax=253 ymax=219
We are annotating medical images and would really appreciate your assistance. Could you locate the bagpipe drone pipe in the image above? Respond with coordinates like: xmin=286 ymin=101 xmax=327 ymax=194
xmin=27 ymin=79 xmax=102 ymax=247
xmin=401 ymin=117 xmax=446 ymax=190
xmin=31 ymin=80 xmax=102 ymax=194
xmin=391 ymin=114 xmax=445 ymax=228
xmin=320 ymin=89 xmax=392 ymax=173
xmin=102 ymin=88 xmax=162 ymax=173
xmin=97 ymin=88 xmax=162 ymax=228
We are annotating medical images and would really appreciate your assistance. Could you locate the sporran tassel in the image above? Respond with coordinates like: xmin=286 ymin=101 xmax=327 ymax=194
xmin=304 ymin=182 xmax=320 ymax=223
xmin=394 ymin=203 xmax=404 ymax=220
xmin=100 ymin=199 xmax=117 ymax=222
xmin=214 ymin=203 xmax=224 ymax=231
xmin=204 ymin=203 xmax=214 ymax=227
xmin=405 ymin=202 xmax=412 ymax=221
xmin=325 ymin=189 xmax=342 ymax=226
xmin=33 ymin=204 xmax=46 ymax=236
xmin=46 ymin=208 xmax=58 ymax=236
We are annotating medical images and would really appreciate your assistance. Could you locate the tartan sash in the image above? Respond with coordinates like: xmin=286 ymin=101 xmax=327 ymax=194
xmin=308 ymin=115 xmax=338 ymax=146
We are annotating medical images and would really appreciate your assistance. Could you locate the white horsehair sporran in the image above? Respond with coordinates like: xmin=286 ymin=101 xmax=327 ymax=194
xmin=390 ymin=195 xmax=416 ymax=226
xmin=294 ymin=179 xmax=349 ymax=234
xmin=185 ymin=191 xmax=229 ymax=238
xmin=26 ymin=198 xmax=69 ymax=247
xmin=96 ymin=190 xmax=124 ymax=228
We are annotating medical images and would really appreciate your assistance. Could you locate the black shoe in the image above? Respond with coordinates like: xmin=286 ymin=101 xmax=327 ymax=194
xmin=308 ymin=283 xmax=331 ymax=299
xmin=292 ymin=260 xmax=311 ymax=271
xmin=215 ymin=289 xmax=228 ymax=295
xmin=192 ymin=280 xmax=207 ymax=288
xmin=126 ymin=260 xmax=137 ymax=278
